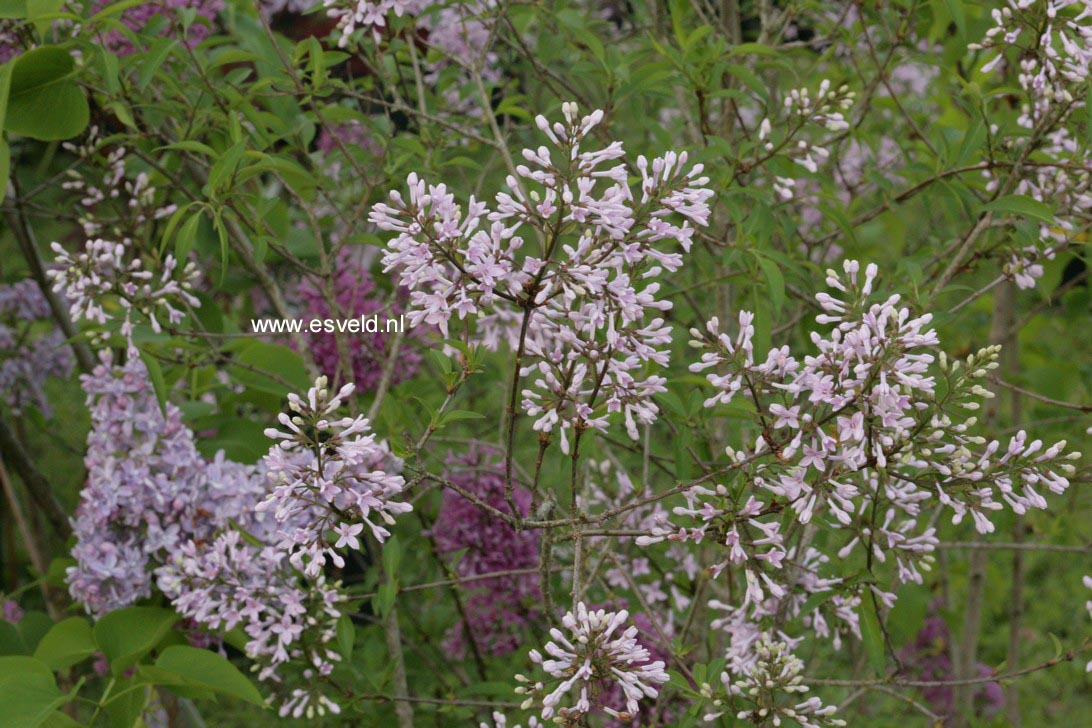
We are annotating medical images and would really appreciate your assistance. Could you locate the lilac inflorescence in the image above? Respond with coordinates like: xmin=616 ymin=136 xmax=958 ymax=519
xmin=518 ymin=602 xmax=670 ymax=723
xmin=372 ymin=102 xmax=713 ymax=453
xmin=258 ymin=376 xmax=412 ymax=577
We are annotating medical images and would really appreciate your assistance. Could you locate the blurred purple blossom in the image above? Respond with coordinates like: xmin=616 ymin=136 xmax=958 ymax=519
xmin=93 ymin=0 xmax=223 ymax=57
xmin=295 ymin=247 xmax=422 ymax=392
xmin=899 ymin=604 xmax=1005 ymax=718
xmin=432 ymin=447 xmax=540 ymax=656
xmin=0 ymin=280 xmax=74 ymax=418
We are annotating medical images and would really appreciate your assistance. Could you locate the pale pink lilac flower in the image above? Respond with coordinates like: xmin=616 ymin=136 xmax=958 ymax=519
xmin=258 ymin=376 xmax=412 ymax=577
xmin=61 ymin=128 xmax=180 ymax=240
xmin=323 ymin=0 xmax=429 ymax=46
xmin=517 ymin=602 xmax=669 ymax=723
xmin=48 ymin=237 xmax=199 ymax=340
xmin=372 ymin=102 xmax=713 ymax=453
xmin=638 ymin=260 xmax=1077 ymax=664
xmin=702 ymin=635 xmax=845 ymax=727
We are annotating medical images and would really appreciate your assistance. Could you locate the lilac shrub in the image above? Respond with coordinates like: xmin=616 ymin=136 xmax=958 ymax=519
xmin=4 ymin=3 xmax=1092 ymax=727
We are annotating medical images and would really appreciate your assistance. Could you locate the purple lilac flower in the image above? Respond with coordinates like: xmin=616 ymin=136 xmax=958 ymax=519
xmin=67 ymin=350 xmax=267 ymax=615
xmin=295 ymin=248 xmax=421 ymax=392
xmin=2 ymin=599 xmax=23 ymax=623
xmin=0 ymin=281 xmax=74 ymax=418
xmin=898 ymin=606 xmax=1005 ymax=718
xmin=0 ymin=23 xmax=24 ymax=63
xmin=93 ymin=0 xmax=223 ymax=57
xmin=431 ymin=447 xmax=539 ymax=656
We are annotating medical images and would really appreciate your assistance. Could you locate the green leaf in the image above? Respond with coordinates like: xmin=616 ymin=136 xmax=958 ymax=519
xmin=33 ymin=618 xmax=96 ymax=671
xmin=207 ymin=139 xmax=247 ymax=194
xmin=153 ymin=646 xmax=263 ymax=705
xmin=0 ymin=655 xmax=52 ymax=678
xmin=435 ymin=410 xmax=485 ymax=428
xmin=374 ymin=581 xmax=397 ymax=618
xmin=137 ymin=38 xmax=178 ymax=92
xmin=755 ymin=253 xmax=786 ymax=316
xmin=0 ymin=61 xmax=13 ymax=133
xmin=859 ymin=604 xmax=886 ymax=675
xmin=102 ymin=675 xmax=148 ymax=728
xmin=138 ymin=349 xmax=169 ymax=414
xmin=92 ymin=606 xmax=179 ymax=676
xmin=336 ymin=614 xmax=354 ymax=660
xmin=983 ymin=194 xmax=1055 ymax=225
xmin=0 ymin=621 xmax=23 ymax=655
xmin=4 ymin=47 xmax=89 ymax=140
xmin=174 ymin=208 xmax=203 ymax=262
xmin=382 ymin=535 xmax=402 ymax=575
xmin=229 ymin=340 xmax=311 ymax=396
xmin=0 ymin=672 xmax=66 ymax=728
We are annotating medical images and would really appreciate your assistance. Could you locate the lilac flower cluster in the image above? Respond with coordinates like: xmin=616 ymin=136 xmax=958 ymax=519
xmin=372 ymin=103 xmax=713 ymax=452
xmin=61 ymin=128 xmax=180 ymax=240
xmin=420 ymin=1 xmax=502 ymax=109
xmin=163 ymin=529 xmax=346 ymax=718
xmin=0 ymin=281 xmax=74 ymax=417
xmin=974 ymin=3 xmax=1092 ymax=287
xmin=758 ymin=80 xmax=855 ymax=201
xmin=295 ymin=248 xmax=421 ymax=391
xmin=49 ymin=238 xmax=199 ymax=340
xmin=972 ymin=1 xmax=1092 ymax=123
xmin=897 ymin=605 xmax=1004 ymax=718
xmin=67 ymin=351 xmax=267 ymax=615
xmin=2 ymin=599 xmax=23 ymax=623
xmin=989 ymin=126 xmax=1090 ymax=289
xmin=93 ymin=0 xmax=223 ymax=57
xmin=68 ymin=354 xmax=356 ymax=715
xmin=323 ymin=0 xmax=428 ymax=46
xmin=516 ymin=602 xmax=669 ymax=723
xmin=258 ymin=376 xmax=412 ymax=577
xmin=636 ymin=260 xmax=1077 ymax=662
xmin=431 ymin=447 xmax=539 ymax=656
xmin=701 ymin=636 xmax=845 ymax=727
xmin=582 ymin=460 xmax=698 ymax=625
